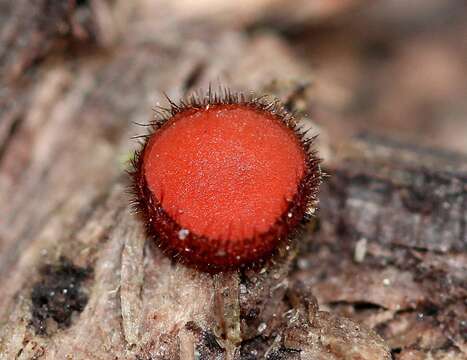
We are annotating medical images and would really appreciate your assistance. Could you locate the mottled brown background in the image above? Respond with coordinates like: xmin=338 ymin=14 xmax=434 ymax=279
xmin=0 ymin=1 xmax=466 ymax=359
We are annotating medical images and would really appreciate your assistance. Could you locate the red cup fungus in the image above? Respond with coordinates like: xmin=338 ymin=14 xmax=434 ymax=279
xmin=131 ymin=90 xmax=321 ymax=271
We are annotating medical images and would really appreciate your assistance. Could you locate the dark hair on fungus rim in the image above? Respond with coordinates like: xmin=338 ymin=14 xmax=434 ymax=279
xmin=129 ymin=88 xmax=322 ymax=272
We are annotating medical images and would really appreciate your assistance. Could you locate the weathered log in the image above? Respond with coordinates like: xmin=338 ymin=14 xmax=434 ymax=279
xmin=0 ymin=1 xmax=465 ymax=359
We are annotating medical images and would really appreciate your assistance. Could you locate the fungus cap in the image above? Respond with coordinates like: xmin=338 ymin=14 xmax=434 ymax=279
xmin=131 ymin=92 xmax=321 ymax=271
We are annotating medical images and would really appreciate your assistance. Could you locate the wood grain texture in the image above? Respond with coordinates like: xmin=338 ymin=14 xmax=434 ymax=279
xmin=0 ymin=1 xmax=465 ymax=359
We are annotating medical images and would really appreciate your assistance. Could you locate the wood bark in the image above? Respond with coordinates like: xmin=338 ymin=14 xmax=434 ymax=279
xmin=0 ymin=1 xmax=465 ymax=359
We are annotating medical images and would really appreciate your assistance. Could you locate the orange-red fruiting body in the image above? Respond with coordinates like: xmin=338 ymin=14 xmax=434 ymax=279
xmin=131 ymin=91 xmax=321 ymax=271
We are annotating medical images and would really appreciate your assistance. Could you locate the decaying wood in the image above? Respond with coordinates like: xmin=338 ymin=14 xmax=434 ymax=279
xmin=0 ymin=1 xmax=465 ymax=359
